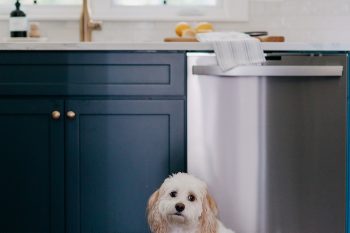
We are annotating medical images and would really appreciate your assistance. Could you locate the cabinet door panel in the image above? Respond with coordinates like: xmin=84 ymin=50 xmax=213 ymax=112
xmin=66 ymin=100 xmax=185 ymax=233
xmin=0 ymin=52 xmax=185 ymax=96
xmin=0 ymin=99 xmax=64 ymax=233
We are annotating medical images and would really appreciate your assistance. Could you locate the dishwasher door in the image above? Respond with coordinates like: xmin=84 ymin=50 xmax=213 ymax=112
xmin=187 ymin=53 xmax=347 ymax=233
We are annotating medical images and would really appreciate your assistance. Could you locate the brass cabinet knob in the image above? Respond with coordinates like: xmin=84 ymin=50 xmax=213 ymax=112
xmin=66 ymin=111 xmax=76 ymax=119
xmin=51 ymin=111 xmax=61 ymax=120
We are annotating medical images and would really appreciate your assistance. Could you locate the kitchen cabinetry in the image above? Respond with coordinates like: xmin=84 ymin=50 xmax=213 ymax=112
xmin=0 ymin=51 xmax=186 ymax=233
xmin=0 ymin=99 xmax=65 ymax=233
xmin=65 ymin=99 xmax=184 ymax=232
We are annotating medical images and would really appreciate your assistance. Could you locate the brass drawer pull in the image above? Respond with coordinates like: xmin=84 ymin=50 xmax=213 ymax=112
xmin=51 ymin=111 xmax=61 ymax=120
xmin=67 ymin=111 xmax=76 ymax=119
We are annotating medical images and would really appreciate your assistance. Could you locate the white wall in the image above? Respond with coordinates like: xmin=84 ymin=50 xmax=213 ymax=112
xmin=1 ymin=0 xmax=350 ymax=42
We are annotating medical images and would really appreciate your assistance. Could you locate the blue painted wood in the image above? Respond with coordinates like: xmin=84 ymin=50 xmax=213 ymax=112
xmin=347 ymin=53 xmax=350 ymax=233
xmin=0 ymin=52 xmax=186 ymax=96
xmin=0 ymin=99 xmax=64 ymax=233
xmin=0 ymin=51 xmax=186 ymax=232
xmin=65 ymin=99 xmax=185 ymax=233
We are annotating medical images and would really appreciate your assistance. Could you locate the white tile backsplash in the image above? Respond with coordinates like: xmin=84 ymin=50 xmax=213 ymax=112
xmin=1 ymin=0 xmax=349 ymax=43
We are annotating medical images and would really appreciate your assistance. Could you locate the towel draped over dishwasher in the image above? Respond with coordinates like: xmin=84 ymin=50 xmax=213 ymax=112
xmin=196 ymin=32 xmax=266 ymax=71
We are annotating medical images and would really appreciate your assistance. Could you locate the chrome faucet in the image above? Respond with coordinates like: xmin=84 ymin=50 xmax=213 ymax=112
xmin=80 ymin=0 xmax=102 ymax=42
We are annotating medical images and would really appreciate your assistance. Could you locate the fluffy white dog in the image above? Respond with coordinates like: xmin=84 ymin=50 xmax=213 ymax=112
xmin=147 ymin=173 xmax=234 ymax=233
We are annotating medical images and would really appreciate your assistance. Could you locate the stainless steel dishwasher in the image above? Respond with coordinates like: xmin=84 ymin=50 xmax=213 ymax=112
xmin=187 ymin=53 xmax=347 ymax=233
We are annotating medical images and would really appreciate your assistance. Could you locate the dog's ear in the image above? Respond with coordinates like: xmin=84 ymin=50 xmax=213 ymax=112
xmin=147 ymin=189 xmax=167 ymax=233
xmin=199 ymin=193 xmax=218 ymax=233
xmin=206 ymin=193 xmax=218 ymax=217
xmin=147 ymin=189 xmax=160 ymax=212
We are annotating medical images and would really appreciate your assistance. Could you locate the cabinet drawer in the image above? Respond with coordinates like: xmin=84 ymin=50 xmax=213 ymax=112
xmin=0 ymin=51 xmax=185 ymax=96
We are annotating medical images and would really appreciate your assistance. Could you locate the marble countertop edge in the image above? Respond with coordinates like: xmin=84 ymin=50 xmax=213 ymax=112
xmin=0 ymin=42 xmax=350 ymax=51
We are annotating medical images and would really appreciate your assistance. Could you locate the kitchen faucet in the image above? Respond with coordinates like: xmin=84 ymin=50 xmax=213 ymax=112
xmin=80 ymin=0 xmax=102 ymax=42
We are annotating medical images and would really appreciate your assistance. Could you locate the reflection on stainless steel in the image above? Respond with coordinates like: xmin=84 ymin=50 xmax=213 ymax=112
xmin=187 ymin=53 xmax=347 ymax=233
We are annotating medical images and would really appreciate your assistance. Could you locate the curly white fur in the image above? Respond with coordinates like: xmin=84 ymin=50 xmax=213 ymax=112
xmin=147 ymin=173 xmax=234 ymax=233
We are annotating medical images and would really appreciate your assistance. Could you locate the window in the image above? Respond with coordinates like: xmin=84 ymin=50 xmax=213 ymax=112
xmin=114 ymin=0 xmax=217 ymax=6
xmin=0 ymin=0 xmax=81 ymax=20
xmin=0 ymin=0 xmax=80 ymax=4
xmin=0 ymin=0 xmax=248 ymax=21
xmin=93 ymin=0 xmax=248 ymax=21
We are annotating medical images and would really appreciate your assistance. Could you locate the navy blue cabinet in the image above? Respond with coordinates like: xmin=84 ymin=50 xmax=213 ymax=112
xmin=0 ymin=99 xmax=65 ymax=233
xmin=0 ymin=51 xmax=186 ymax=233
xmin=65 ymin=100 xmax=185 ymax=233
xmin=0 ymin=52 xmax=185 ymax=96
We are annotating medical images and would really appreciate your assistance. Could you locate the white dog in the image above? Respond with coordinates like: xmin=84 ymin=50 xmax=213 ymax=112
xmin=147 ymin=173 xmax=234 ymax=233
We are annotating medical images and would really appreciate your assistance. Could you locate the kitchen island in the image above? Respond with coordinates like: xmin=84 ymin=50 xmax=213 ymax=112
xmin=0 ymin=43 xmax=348 ymax=233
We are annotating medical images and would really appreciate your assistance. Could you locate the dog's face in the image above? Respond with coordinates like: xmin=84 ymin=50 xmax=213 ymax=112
xmin=147 ymin=173 xmax=218 ymax=233
xmin=158 ymin=173 xmax=205 ymax=226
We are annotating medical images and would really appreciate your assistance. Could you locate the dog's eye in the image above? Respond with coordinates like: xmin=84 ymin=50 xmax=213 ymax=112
xmin=188 ymin=194 xmax=196 ymax=202
xmin=170 ymin=191 xmax=177 ymax=198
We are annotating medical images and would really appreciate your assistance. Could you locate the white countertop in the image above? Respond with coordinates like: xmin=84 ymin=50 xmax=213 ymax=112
xmin=0 ymin=42 xmax=350 ymax=51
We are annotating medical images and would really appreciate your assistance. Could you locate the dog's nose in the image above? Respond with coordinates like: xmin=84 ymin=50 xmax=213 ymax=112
xmin=175 ymin=203 xmax=185 ymax=212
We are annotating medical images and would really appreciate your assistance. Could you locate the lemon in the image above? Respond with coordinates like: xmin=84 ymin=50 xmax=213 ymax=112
xmin=195 ymin=22 xmax=214 ymax=33
xmin=175 ymin=22 xmax=191 ymax=37
xmin=182 ymin=28 xmax=196 ymax=38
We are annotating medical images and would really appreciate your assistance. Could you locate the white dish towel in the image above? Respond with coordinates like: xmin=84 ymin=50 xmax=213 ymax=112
xmin=196 ymin=32 xmax=266 ymax=72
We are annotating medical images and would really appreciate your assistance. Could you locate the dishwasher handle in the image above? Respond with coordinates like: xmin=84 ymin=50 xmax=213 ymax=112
xmin=192 ymin=65 xmax=343 ymax=77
